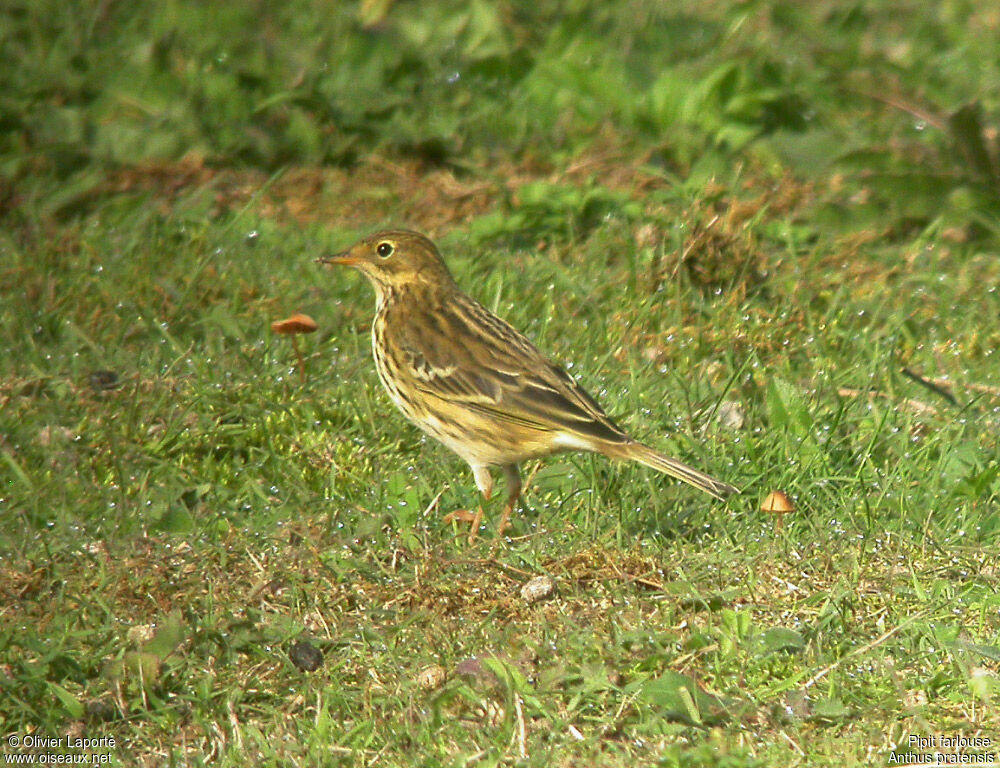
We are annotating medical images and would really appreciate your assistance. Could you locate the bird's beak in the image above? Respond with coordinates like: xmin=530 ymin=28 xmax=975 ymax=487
xmin=316 ymin=251 xmax=359 ymax=267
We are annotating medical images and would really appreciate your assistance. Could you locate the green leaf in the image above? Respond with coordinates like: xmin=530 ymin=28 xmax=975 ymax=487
xmin=953 ymin=639 xmax=1000 ymax=663
xmin=106 ymin=651 xmax=161 ymax=685
xmin=766 ymin=377 xmax=811 ymax=436
xmin=939 ymin=441 xmax=982 ymax=483
xmin=144 ymin=610 xmax=186 ymax=661
xmin=481 ymin=656 xmax=532 ymax=695
xmin=153 ymin=504 xmax=195 ymax=533
xmin=970 ymin=669 xmax=999 ymax=702
xmin=948 ymin=102 xmax=997 ymax=183
xmin=639 ymin=671 xmax=751 ymax=726
xmin=720 ymin=608 xmax=753 ymax=640
xmin=809 ymin=696 xmax=850 ymax=722
xmin=760 ymin=627 xmax=806 ymax=654
xmin=47 ymin=682 xmax=85 ymax=719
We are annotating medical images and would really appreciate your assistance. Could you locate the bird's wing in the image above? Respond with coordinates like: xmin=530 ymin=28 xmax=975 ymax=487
xmin=394 ymin=295 xmax=630 ymax=445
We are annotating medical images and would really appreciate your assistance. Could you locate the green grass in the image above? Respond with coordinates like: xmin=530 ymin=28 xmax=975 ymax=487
xmin=3 ymin=0 xmax=1000 ymax=765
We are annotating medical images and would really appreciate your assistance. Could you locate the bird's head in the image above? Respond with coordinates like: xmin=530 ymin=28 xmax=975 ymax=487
xmin=317 ymin=230 xmax=456 ymax=296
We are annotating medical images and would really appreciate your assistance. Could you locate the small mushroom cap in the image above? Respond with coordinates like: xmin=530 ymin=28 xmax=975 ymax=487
xmin=271 ymin=313 xmax=318 ymax=334
xmin=761 ymin=490 xmax=795 ymax=514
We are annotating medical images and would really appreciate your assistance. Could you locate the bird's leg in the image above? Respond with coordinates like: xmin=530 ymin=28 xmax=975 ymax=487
xmin=495 ymin=464 xmax=522 ymax=537
xmin=444 ymin=465 xmax=493 ymax=543
xmin=467 ymin=465 xmax=494 ymax=543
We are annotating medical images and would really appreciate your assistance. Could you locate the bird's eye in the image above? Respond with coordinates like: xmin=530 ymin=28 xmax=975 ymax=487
xmin=376 ymin=242 xmax=394 ymax=259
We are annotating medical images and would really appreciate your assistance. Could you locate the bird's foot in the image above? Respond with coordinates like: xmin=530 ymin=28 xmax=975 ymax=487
xmin=443 ymin=508 xmax=484 ymax=543
xmin=495 ymin=501 xmax=517 ymax=539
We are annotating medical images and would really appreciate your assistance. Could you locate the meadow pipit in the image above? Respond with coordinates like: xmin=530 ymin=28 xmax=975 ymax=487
xmin=318 ymin=230 xmax=738 ymax=541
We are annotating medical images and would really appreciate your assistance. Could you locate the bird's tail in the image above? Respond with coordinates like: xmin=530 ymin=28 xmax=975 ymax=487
xmin=610 ymin=441 xmax=739 ymax=500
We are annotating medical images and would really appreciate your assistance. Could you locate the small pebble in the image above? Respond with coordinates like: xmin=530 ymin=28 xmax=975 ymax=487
xmin=89 ymin=370 xmax=120 ymax=391
xmin=520 ymin=575 xmax=556 ymax=604
xmin=289 ymin=640 xmax=324 ymax=672
xmin=415 ymin=664 xmax=447 ymax=691
xmin=126 ymin=624 xmax=155 ymax=645
xmin=717 ymin=400 xmax=745 ymax=430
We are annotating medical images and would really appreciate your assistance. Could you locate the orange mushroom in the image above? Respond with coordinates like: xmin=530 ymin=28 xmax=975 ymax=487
xmin=271 ymin=313 xmax=318 ymax=384
xmin=271 ymin=313 xmax=318 ymax=335
xmin=761 ymin=490 xmax=795 ymax=533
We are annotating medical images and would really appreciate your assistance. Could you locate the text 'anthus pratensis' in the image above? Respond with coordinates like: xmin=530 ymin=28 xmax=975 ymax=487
xmin=318 ymin=230 xmax=738 ymax=541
